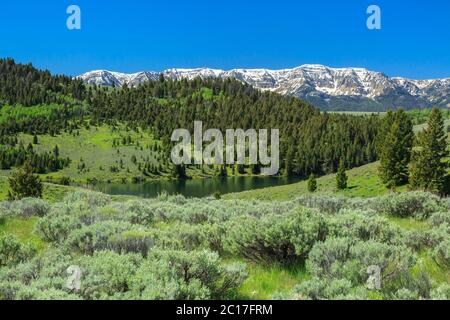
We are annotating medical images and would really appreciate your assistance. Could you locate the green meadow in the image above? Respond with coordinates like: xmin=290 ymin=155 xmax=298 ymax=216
xmin=225 ymin=162 xmax=407 ymax=201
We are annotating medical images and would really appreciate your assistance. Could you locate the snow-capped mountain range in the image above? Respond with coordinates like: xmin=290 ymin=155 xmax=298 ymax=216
xmin=79 ymin=65 xmax=450 ymax=111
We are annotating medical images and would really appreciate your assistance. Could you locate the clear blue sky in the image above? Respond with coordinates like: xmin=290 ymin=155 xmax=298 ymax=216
xmin=0 ymin=0 xmax=449 ymax=79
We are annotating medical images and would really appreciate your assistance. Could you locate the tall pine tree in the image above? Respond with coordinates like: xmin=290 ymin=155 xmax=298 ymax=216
xmin=410 ymin=108 xmax=449 ymax=194
xmin=378 ymin=109 xmax=413 ymax=187
xmin=336 ymin=160 xmax=348 ymax=190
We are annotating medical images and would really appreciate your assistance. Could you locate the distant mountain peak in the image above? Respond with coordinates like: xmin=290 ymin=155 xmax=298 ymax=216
xmin=78 ymin=65 xmax=450 ymax=111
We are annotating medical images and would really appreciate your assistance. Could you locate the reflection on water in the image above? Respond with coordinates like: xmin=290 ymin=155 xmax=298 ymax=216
xmin=92 ymin=176 xmax=301 ymax=198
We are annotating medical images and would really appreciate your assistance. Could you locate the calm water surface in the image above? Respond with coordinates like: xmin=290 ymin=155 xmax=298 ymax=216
xmin=92 ymin=176 xmax=302 ymax=198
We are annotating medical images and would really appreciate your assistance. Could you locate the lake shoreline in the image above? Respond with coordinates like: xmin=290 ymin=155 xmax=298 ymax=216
xmin=88 ymin=175 xmax=304 ymax=198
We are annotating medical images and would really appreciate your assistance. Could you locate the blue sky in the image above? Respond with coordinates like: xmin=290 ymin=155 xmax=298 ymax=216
xmin=0 ymin=0 xmax=449 ymax=79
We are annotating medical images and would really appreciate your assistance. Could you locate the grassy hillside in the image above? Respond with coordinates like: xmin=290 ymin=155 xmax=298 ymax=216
xmin=1 ymin=123 xmax=266 ymax=185
xmin=225 ymin=162 xmax=407 ymax=201
xmin=14 ymin=124 xmax=167 ymax=183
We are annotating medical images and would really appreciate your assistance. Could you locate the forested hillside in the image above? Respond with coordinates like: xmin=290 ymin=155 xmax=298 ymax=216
xmin=89 ymin=77 xmax=380 ymax=176
xmin=0 ymin=58 xmax=85 ymax=107
xmin=0 ymin=59 xmax=380 ymax=181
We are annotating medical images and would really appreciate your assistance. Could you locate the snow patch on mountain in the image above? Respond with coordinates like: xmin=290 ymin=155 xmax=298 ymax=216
xmin=78 ymin=65 xmax=450 ymax=111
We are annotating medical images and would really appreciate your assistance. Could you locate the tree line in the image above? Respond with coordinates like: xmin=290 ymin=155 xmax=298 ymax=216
xmin=378 ymin=108 xmax=449 ymax=195
xmin=0 ymin=58 xmax=85 ymax=107
xmin=0 ymin=142 xmax=70 ymax=174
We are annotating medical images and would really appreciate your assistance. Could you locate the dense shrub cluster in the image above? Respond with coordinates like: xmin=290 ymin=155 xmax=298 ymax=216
xmin=0 ymin=234 xmax=36 ymax=267
xmin=223 ymin=208 xmax=327 ymax=262
xmin=0 ymin=190 xmax=448 ymax=300
xmin=375 ymin=192 xmax=447 ymax=219
xmin=0 ymin=198 xmax=49 ymax=218
xmin=294 ymin=192 xmax=448 ymax=220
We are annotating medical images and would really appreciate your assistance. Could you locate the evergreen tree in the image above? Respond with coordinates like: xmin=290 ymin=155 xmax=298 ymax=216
xmin=218 ymin=165 xmax=228 ymax=177
xmin=284 ymin=148 xmax=294 ymax=177
xmin=7 ymin=162 xmax=43 ymax=200
xmin=336 ymin=160 xmax=348 ymax=190
xmin=410 ymin=108 xmax=449 ymax=194
xmin=26 ymin=143 xmax=33 ymax=153
xmin=378 ymin=110 xmax=413 ymax=187
xmin=172 ymin=164 xmax=187 ymax=179
xmin=376 ymin=111 xmax=395 ymax=154
xmin=307 ymin=173 xmax=317 ymax=193
xmin=53 ymin=145 xmax=59 ymax=158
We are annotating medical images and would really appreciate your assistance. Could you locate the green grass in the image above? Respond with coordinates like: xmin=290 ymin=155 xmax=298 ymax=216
xmin=225 ymin=162 xmax=406 ymax=201
xmin=387 ymin=216 xmax=430 ymax=231
xmin=232 ymin=261 xmax=309 ymax=299
xmin=0 ymin=176 xmax=8 ymax=200
xmin=0 ymin=217 xmax=47 ymax=252
xmin=412 ymin=251 xmax=450 ymax=285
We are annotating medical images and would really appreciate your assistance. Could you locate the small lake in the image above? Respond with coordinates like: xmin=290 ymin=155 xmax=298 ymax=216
xmin=92 ymin=176 xmax=302 ymax=198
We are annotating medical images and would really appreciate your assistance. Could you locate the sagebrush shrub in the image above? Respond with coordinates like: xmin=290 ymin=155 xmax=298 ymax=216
xmin=431 ymin=284 xmax=450 ymax=300
xmin=328 ymin=210 xmax=401 ymax=244
xmin=306 ymin=237 xmax=415 ymax=288
xmin=76 ymin=250 xmax=143 ymax=300
xmin=429 ymin=211 xmax=450 ymax=227
xmin=15 ymin=287 xmax=83 ymax=300
xmin=35 ymin=206 xmax=82 ymax=243
xmin=0 ymin=198 xmax=49 ymax=218
xmin=276 ymin=278 xmax=369 ymax=300
xmin=66 ymin=220 xmax=139 ymax=255
xmin=148 ymin=223 xmax=208 ymax=251
xmin=224 ymin=208 xmax=327 ymax=263
xmin=432 ymin=239 xmax=450 ymax=268
xmin=295 ymin=194 xmax=347 ymax=214
xmin=0 ymin=190 xmax=448 ymax=300
xmin=375 ymin=192 xmax=446 ymax=219
xmin=0 ymin=235 xmax=36 ymax=267
xmin=112 ymin=200 xmax=156 ymax=225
